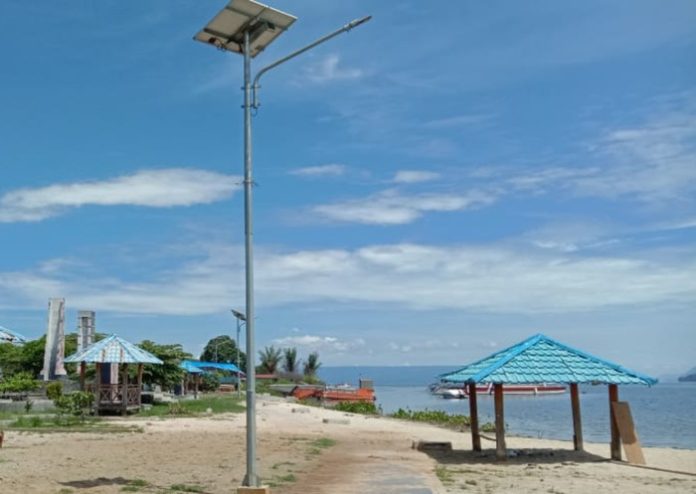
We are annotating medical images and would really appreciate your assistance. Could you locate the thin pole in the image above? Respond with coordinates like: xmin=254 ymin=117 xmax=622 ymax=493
xmin=242 ymin=29 xmax=258 ymax=488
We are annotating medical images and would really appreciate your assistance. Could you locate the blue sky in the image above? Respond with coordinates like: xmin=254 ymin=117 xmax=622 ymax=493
xmin=1 ymin=1 xmax=695 ymax=376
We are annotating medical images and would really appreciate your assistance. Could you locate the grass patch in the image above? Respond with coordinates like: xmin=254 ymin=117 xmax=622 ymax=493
xmin=310 ymin=437 xmax=336 ymax=449
xmin=138 ymin=394 xmax=244 ymax=417
xmin=169 ymin=484 xmax=205 ymax=493
xmin=120 ymin=479 xmax=150 ymax=491
xmin=7 ymin=415 xmax=142 ymax=433
xmin=435 ymin=465 xmax=455 ymax=484
xmin=271 ymin=461 xmax=296 ymax=470
xmin=267 ymin=472 xmax=298 ymax=488
xmin=307 ymin=437 xmax=336 ymax=456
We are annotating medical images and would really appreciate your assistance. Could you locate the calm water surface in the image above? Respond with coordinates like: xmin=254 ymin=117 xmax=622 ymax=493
xmin=319 ymin=366 xmax=696 ymax=450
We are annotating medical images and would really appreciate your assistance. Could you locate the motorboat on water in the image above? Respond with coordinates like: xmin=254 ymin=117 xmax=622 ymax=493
xmin=430 ymin=382 xmax=566 ymax=398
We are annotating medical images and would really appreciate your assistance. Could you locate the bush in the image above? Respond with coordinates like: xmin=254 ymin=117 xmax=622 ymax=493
xmin=54 ymin=391 xmax=94 ymax=422
xmin=199 ymin=373 xmax=220 ymax=392
xmin=0 ymin=372 xmax=39 ymax=393
xmin=390 ymin=408 xmax=471 ymax=428
xmin=46 ymin=382 xmax=63 ymax=401
xmin=334 ymin=401 xmax=379 ymax=415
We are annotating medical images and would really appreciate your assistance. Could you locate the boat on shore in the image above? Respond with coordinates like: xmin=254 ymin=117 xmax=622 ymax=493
xmin=430 ymin=382 xmax=566 ymax=399
xmin=270 ymin=379 xmax=376 ymax=403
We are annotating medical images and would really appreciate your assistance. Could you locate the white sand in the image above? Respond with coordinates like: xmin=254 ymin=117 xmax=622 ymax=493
xmin=0 ymin=396 xmax=694 ymax=493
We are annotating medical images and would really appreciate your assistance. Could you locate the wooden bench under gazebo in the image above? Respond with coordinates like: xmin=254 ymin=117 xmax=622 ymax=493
xmin=440 ymin=333 xmax=657 ymax=462
xmin=65 ymin=334 xmax=163 ymax=415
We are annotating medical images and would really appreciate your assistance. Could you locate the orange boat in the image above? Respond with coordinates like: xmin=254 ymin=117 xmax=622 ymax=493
xmin=291 ymin=379 xmax=375 ymax=403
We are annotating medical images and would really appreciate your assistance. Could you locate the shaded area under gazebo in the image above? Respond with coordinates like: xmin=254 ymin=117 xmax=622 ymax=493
xmin=65 ymin=334 xmax=163 ymax=414
xmin=180 ymin=360 xmax=244 ymax=396
xmin=440 ymin=334 xmax=657 ymax=461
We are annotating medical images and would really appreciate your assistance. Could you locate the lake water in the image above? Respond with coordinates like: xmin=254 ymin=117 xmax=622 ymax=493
xmin=318 ymin=366 xmax=696 ymax=450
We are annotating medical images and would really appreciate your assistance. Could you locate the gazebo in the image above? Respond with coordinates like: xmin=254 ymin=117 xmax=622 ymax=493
xmin=65 ymin=334 xmax=163 ymax=415
xmin=440 ymin=334 xmax=657 ymax=461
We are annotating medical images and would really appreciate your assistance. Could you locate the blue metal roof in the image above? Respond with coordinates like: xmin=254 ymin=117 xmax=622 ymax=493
xmin=180 ymin=361 xmax=204 ymax=374
xmin=440 ymin=334 xmax=657 ymax=386
xmin=181 ymin=360 xmax=242 ymax=374
xmin=0 ymin=325 xmax=28 ymax=344
xmin=65 ymin=334 xmax=163 ymax=364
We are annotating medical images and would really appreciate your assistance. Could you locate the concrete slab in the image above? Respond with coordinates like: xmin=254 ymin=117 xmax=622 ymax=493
xmin=237 ymin=486 xmax=271 ymax=494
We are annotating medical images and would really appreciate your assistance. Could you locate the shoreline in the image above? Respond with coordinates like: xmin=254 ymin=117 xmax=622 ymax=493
xmin=0 ymin=396 xmax=694 ymax=493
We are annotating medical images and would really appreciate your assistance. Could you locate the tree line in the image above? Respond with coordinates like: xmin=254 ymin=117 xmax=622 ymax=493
xmin=0 ymin=333 xmax=322 ymax=392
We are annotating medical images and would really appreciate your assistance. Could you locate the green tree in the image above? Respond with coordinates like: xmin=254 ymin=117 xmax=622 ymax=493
xmin=258 ymin=346 xmax=282 ymax=374
xmin=200 ymin=335 xmax=247 ymax=370
xmin=0 ymin=342 xmax=23 ymax=377
xmin=303 ymin=352 xmax=321 ymax=378
xmin=283 ymin=347 xmax=299 ymax=374
xmin=138 ymin=340 xmax=191 ymax=391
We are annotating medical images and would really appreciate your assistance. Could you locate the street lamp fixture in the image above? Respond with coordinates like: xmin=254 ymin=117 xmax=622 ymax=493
xmin=194 ymin=0 xmax=371 ymax=489
xmin=230 ymin=309 xmax=246 ymax=398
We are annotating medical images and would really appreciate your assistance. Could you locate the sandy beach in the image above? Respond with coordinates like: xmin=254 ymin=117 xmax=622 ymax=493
xmin=1 ymin=396 xmax=695 ymax=494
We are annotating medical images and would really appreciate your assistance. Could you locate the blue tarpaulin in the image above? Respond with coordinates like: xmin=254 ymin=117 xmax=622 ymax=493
xmin=180 ymin=359 xmax=243 ymax=375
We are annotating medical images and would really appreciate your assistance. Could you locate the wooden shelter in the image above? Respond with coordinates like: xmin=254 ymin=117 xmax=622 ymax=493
xmin=65 ymin=334 xmax=163 ymax=415
xmin=440 ymin=334 xmax=657 ymax=461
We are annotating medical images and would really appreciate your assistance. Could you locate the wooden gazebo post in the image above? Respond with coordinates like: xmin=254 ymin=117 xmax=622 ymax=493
xmin=79 ymin=362 xmax=86 ymax=391
xmin=570 ymin=383 xmax=583 ymax=451
xmin=609 ymin=384 xmax=621 ymax=460
xmin=121 ymin=363 xmax=129 ymax=416
xmin=494 ymin=383 xmax=506 ymax=460
xmin=137 ymin=364 xmax=144 ymax=408
xmin=467 ymin=382 xmax=481 ymax=452
xmin=94 ymin=362 xmax=102 ymax=409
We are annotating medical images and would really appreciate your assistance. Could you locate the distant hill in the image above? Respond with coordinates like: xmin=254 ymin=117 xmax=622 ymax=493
xmin=678 ymin=367 xmax=696 ymax=382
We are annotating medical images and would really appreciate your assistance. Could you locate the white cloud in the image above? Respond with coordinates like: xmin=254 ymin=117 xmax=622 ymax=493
xmin=312 ymin=189 xmax=496 ymax=225
xmin=289 ymin=164 xmax=346 ymax=177
xmin=392 ymin=170 xmax=441 ymax=184
xmin=272 ymin=334 xmax=366 ymax=353
xmin=1 ymin=241 xmax=694 ymax=316
xmin=0 ymin=168 xmax=239 ymax=222
xmin=304 ymin=54 xmax=363 ymax=84
xmin=500 ymin=111 xmax=696 ymax=204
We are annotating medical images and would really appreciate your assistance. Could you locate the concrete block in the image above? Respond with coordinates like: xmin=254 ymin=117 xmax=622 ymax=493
xmin=237 ymin=486 xmax=271 ymax=494
xmin=322 ymin=418 xmax=350 ymax=425
xmin=412 ymin=441 xmax=452 ymax=452
xmin=291 ymin=407 xmax=310 ymax=414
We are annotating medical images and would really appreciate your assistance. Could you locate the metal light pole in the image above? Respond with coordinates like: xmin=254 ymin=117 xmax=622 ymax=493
xmin=194 ymin=1 xmax=371 ymax=488
xmin=231 ymin=309 xmax=246 ymax=398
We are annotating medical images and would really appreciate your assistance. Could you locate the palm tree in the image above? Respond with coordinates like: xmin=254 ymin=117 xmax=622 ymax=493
xmin=283 ymin=347 xmax=298 ymax=374
xmin=258 ymin=346 xmax=282 ymax=374
xmin=303 ymin=352 xmax=321 ymax=377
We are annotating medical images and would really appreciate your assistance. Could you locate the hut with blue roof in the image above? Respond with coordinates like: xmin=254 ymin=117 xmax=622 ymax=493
xmin=65 ymin=334 xmax=163 ymax=415
xmin=440 ymin=334 xmax=657 ymax=461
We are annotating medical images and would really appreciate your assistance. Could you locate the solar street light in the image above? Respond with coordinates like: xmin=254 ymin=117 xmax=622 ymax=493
xmin=195 ymin=1 xmax=370 ymax=488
